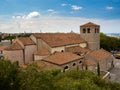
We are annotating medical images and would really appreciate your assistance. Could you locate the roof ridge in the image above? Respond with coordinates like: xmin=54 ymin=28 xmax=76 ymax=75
xmin=4 ymin=42 xmax=23 ymax=50
xmin=81 ymin=22 xmax=100 ymax=27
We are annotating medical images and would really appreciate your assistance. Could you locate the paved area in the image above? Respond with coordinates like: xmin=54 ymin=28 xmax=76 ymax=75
xmin=110 ymin=59 xmax=120 ymax=83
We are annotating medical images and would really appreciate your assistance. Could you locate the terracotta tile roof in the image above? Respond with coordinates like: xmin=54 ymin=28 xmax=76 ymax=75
xmin=35 ymin=60 xmax=58 ymax=70
xmin=4 ymin=42 xmax=23 ymax=50
xmin=66 ymin=46 xmax=91 ymax=55
xmin=17 ymin=37 xmax=35 ymax=45
xmin=19 ymin=61 xmax=58 ymax=70
xmin=88 ymin=49 xmax=112 ymax=61
xmin=0 ymin=46 xmax=8 ymax=50
xmin=43 ymin=52 xmax=81 ymax=65
xmin=34 ymin=48 xmax=50 ymax=56
xmin=32 ymin=33 xmax=86 ymax=47
xmin=84 ymin=60 xmax=96 ymax=66
xmin=81 ymin=22 xmax=100 ymax=27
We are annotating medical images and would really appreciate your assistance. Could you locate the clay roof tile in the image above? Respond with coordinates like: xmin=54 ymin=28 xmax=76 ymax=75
xmin=32 ymin=33 xmax=86 ymax=47
xmin=43 ymin=52 xmax=81 ymax=65
xmin=18 ymin=37 xmax=35 ymax=45
xmin=0 ymin=46 xmax=8 ymax=50
xmin=34 ymin=48 xmax=50 ymax=56
xmin=88 ymin=49 xmax=112 ymax=61
xmin=81 ymin=22 xmax=100 ymax=27
xmin=4 ymin=42 xmax=23 ymax=50
xmin=66 ymin=46 xmax=91 ymax=54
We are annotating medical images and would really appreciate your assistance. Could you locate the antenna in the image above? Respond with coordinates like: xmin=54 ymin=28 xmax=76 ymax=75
xmin=40 ymin=29 xmax=42 ymax=33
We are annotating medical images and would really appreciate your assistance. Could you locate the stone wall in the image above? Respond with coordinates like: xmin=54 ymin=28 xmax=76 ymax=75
xmin=80 ymin=26 xmax=100 ymax=50
xmin=51 ymin=46 xmax=65 ymax=53
xmin=34 ymin=55 xmax=49 ymax=61
xmin=3 ymin=50 xmax=24 ymax=64
xmin=85 ymin=54 xmax=114 ymax=71
xmin=43 ymin=58 xmax=83 ymax=71
xmin=37 ymin=39 xmax=52 ymax=52
xmin=24 ymin=45 xmax=37 ymax=63
xmin=30 ymin=35 xmax=37 ymax=44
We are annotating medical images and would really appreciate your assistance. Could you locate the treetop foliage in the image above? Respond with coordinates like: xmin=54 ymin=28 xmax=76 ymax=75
xmin=100 ymin=33 xmax=120 ymax=51
xmin=0 ymin=59 xmax=120 ymax=90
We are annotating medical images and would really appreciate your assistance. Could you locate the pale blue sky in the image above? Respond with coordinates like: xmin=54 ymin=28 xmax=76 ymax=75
xmin=0 ymin=0 xmax=120 ymax=33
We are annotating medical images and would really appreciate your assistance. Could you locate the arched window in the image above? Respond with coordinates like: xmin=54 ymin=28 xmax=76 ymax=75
xmin=64 ymin=66 xmax=69 ymax=70
xmin=73 ymin=63 xmax=76 ymax=66
xmin=83 ymin=28 xmax=86 ymax=33
xmin=87 ymin=28 xmax=90 ymax=33
xmin=79 ymin=61 xmax=82 ymax=64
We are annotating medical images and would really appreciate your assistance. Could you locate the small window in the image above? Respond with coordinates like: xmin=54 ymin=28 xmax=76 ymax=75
xmin=83 ymin=29 xmax=86 ymax=33
xmin=64 ymin=66 xmax=68 ymax=69
xmin=63 ymin=66 xmax=69 ymax=72
xmin=95 ymin=28 xmax=97 ymax=33
xmin=97 ymin=28 xmax=99 ymax=33
xmin=61 ymin=50 xmax=64 ymax=52
xmin=73 ymin=63 xmax=76 ymax=66
xmin=87 ymin=28 xmax=90 ymax=33
xmin=77 ymin=53 xmax=80 ymax=56
xmin=79 ymin=61 xmax=82 ymax=64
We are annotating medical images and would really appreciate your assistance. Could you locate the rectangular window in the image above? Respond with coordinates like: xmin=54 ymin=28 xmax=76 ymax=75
xmin=95 ymin=28 xmax=97 ymax=33
xmin=83 ymin=29 xmax=86 ymax=33
xmin=97 ymin=29 xmax=99 ymax=33
xmin=87 ymin=28 xmax=90 ymax=33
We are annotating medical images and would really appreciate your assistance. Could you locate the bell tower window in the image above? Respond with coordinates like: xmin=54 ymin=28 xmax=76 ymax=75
xmin=97 ymin=28 xmax=99 ymax=33
xmin=95 ymin=28 xmax=97 ymax=33
xmin=83 ymin=28 xmax=86 ymax=33
xmin=87 ymin=28 xmax=90 ymax=33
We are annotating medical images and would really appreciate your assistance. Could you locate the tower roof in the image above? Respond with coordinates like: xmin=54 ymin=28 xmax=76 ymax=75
xmin=81 ymin=22 xmax=100 ymax=27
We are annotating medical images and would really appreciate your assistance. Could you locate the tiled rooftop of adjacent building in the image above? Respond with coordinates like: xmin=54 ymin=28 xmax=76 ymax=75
xmin=34 ymin=48 xmax=50 ymax=56
xmin=88 ymin=48 xmax=112 ymax=61
xmin=32 ymin=33 xmax=86 ymax=47
xmin=66 ymin=46 xmax=91 ymax=54
xmin=43 ymin=52 xmax=81 ymax=65
xmin=5 ymin=42 xmax=23 ymax=50
xmin=17 ymin=37 xmax=35 ymax=45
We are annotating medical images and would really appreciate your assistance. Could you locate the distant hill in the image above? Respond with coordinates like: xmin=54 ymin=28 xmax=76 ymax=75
xmin=106 ymin=33 xmax=120 ymax=39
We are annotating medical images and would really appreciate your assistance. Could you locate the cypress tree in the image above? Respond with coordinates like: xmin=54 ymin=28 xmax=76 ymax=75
xmin=97 ymin=62 xmax=100 ymax=76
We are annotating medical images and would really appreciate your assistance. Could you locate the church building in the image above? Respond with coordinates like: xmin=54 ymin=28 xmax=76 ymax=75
xmin=3 ymin=22 xmax=114 ymax=72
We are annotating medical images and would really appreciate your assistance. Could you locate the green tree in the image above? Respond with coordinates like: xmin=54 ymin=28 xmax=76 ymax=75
xmin=97 ymin=62 xmax=100 ymax=76
xmin=100 ymin=33 xmax=120 ymax=51
xmin=18 ymin=63 xmax=54 ymax=90
xmin=0 ymin=59 xmax=19 ymax=90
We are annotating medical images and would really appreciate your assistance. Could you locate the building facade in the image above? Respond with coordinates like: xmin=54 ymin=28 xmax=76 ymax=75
xmin=80 ymin=22 xmax=100 ymax=50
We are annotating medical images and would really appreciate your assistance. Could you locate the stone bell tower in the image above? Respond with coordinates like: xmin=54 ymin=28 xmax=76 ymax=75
xmin=80 ymin=22 xmax=100 ymax=50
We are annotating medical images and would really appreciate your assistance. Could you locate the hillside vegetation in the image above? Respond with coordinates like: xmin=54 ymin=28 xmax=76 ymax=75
xmin=100 ymin=33 xmax=120 ymax=51
xmin=0 ymin=59 xmax=120 ymax=90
